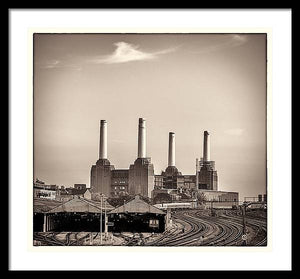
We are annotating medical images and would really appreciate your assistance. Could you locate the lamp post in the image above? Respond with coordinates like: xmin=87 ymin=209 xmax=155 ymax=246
xmin=100 ymin=195 xmax=103 ymax=245
xmin=104 ymin=199 xmax=108 ymax=239
xmin=242 ymin=204 xmax=247 ymax=246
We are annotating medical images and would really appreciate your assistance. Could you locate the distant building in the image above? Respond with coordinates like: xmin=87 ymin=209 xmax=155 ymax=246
xmin=74 ymin=184 xmax=86 ymax=191
xmin=198 ymin=190 xmax=238 ymax=202
xmin=33 ymin=179 xmax=57 ymax=200
xmin=55 ymin=186 xmax=92 ymax=201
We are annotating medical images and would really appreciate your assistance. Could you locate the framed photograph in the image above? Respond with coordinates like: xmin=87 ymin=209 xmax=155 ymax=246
xmin=9 ymin=9 xmax=292 ymax=271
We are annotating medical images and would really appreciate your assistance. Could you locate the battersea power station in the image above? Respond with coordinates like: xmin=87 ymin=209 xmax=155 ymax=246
xmin=90 ymin=118 xmax=238 ymax=203
xmin=90 ymin=118 xmax=154 ymax=198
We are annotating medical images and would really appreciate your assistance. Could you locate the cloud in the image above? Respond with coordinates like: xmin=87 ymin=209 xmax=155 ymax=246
xmin=40 ymin=59 xmax=82 ymax=71
xmin=231 ymin=34 xmax=248 ymax=45
xmin=42 ymin=59 xmax=61 ymax=69
xmin=39 ymin=42 xmax=177 ymax=69
xmin=193 ymin=34 xmax=248 ymax=54
xmin=90 ymin=42 xmax=177 ymax=64
xmin=225 ymin=128 xmax=244 ymax=136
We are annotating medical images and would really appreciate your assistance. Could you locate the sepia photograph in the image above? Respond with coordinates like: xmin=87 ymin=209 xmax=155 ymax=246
xmin=33 ymin=33 xmax=268 ymax=247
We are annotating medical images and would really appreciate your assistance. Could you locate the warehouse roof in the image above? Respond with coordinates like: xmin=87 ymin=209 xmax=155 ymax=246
xmin=108 ymin=195 xmax=166 ymax=215
xmin=47 ymin=196 xmax=114 ymax=214
xmin=33 ymin=198 xmax=63 ymax=213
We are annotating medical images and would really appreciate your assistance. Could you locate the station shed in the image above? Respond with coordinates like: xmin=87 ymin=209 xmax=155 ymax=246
xmin=34 ymin=196 xmax=114 ymax=232
xmin=107 ymin=195 xmax=166 ymax=233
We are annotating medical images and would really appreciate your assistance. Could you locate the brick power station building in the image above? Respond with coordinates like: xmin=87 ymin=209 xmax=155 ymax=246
xmin=90 ymin=118 xmax=238 ymax=204
xmin=90 ymin=118 xmax=154 ymax=198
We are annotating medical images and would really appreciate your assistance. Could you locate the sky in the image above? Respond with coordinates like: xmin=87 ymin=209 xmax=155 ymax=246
xmin=33 ymin=33 xmax=267 ymax=200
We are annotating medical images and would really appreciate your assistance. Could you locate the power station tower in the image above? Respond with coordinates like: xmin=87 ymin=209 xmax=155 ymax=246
xmin=90 ymin=120 xmax=115 ymax=197
xmin=162 ymin=132 xmax=182 ymax=189
xmin=197 ymin=131 xmax=218 ymax=190
xmin=128 ymin=118 xmax=154 ymax=198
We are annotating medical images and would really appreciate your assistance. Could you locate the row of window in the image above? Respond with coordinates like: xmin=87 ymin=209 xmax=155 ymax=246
xmin=113 ymin=186 xmax=126 ymax=190
xmin=113 ymin=180 xmax=127 ymax=184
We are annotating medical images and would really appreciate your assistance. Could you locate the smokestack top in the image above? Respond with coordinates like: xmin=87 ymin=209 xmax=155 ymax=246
xmin=168 ymin=131 xmax=175 ymax=167
xmin=203 ymin=130 xmax=210 ymax=162
xmin=138 ymin=118 xmax=146 ymax=158
xmin=139 ymin=118 xmax=146 ymax=128
xmin=99 ymin=120 xmax=107 ymax=159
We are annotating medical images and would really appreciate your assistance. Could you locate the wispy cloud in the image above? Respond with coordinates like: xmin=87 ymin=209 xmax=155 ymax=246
xmin=225 ymin=128 xmax=244 ymax=136
xmin=42 ymin=59 xmax=61 ymax=69
xmin=89 ymin=42 xmax=177 ymax=65
xmin=193 ymin=34 xmax=248 ymax=54
xmin=39 ymin=42 xmax=177 ymax=70
xmin=40 ymin=59 xmax=82 ymax=71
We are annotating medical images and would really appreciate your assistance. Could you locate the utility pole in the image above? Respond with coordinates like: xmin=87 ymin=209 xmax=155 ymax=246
xmin=196 ymin=158 xmax=199 ymax=193
xmin=242 ymin=204 xmax=247 ymax=246
xmin=104 ymin=199 xmax=108 ymax=239
xmin=100 ymin=195 xmax=103 ymax=245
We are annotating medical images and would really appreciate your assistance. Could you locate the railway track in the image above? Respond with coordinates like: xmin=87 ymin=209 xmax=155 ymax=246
xmin=147 ymin=211 xmax=209 ymax=246
xmin=193 ymin=211 xmax=244 ymax=246
xmin=34 ymin=232 xmax=91 ymax=246
xmin=33 ymin=232 xmax=65 ymax=246
xmin=33 ymin=210 xmax=267 ymax=247
xmin=147 ymin=209 xmax=266 ymax=247
xmin=145 ymin=223 xmax=182 ymax=246
xmin=220 ymin=211 xmax=267 ymax=246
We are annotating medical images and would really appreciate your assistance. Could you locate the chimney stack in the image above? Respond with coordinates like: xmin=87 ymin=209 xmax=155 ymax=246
xmin=168 ymin=132 xmax=175 ymax=167
xmin=138 ymin=118 xmax=146 ymax=158
xmin=99 ymin=120 xmax=107 ymax=159
xmin=203 ymin=131 xmax=210 ymax=162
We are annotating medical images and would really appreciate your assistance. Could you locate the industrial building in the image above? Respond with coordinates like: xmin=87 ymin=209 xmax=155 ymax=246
xmin=107 ymin=195 xmax=166 ymax=233
xmin=33 ymin=179 xmax=58 ymax=200
xmin=153 ymin=131 xmax=218 ymax=191
xmin=196 ymin=131 xmax=218 ymax=190
xmin=90 ymin=118 xmax=154 ymax=198
xmin=152 ymin=130 xmax=238 ymax=206
xmin=33 ymin=196 xmax=114 ymax=232
xmin=89 ymin=118 xmax=238 ymax=208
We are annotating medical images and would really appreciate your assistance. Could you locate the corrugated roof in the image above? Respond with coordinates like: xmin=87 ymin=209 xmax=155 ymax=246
xmin=108 ymin=195 xmax=166 ymax=215
xmin=47 ymin=196 xmax=114 ymax=213
xmin=33 ymin=198 xmax=63 ymax=213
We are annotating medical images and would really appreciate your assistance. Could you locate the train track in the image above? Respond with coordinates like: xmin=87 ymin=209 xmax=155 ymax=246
xmin=192 ymin=211 xmax=244 ymax=246
xmin=33 ymin=210 xmax=267 ymax=247
xmin=33 ymin=232 xmax=66 ymax=246
xmin=144 ymin=223 xmax=182 ymax=246
xmin=147 ymin=211 xmax=209 ymax=246
xmin=34 ymin=232 xmax=91 ymax=246
xmin=220 ymin=211 xmax=267 ymax=246
xmin=146 ymin=209 xmax=266 ymax=247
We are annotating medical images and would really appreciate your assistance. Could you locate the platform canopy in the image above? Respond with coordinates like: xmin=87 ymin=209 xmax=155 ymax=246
xmin=47 ymin=196 xmax=114 ymax=214
xmin=108 ymin=195 xmax=166 ymax=215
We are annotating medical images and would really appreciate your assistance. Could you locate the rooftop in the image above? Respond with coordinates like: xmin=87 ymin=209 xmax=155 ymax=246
xmin=108 ymin=195 xmax=166 ymax=215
